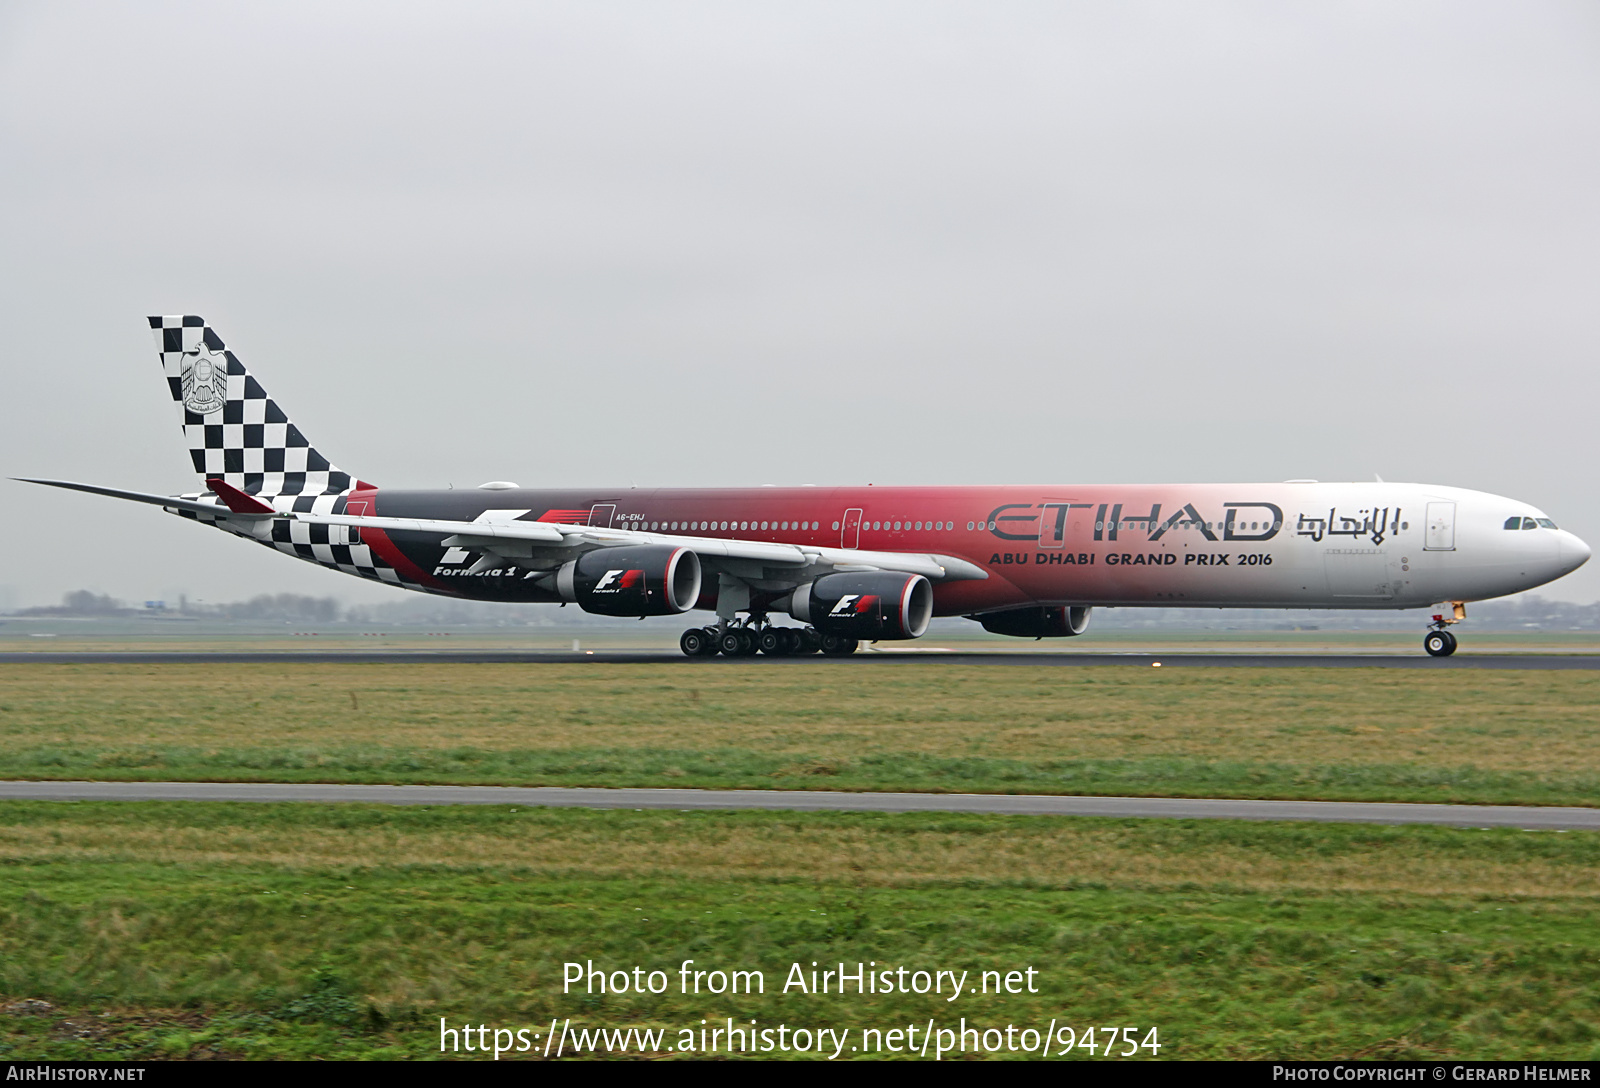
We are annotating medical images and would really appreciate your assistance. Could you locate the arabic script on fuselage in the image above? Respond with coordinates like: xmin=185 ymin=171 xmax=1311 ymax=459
xmin=1295 ymin=507 xmax=1401 ymax=546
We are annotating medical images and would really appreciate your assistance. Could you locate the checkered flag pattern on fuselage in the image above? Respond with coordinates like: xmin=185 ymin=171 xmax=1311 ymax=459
xmin=149 ymin=315 xmax=352 ymax=498
xmin=148 ymin=316 xmax=408 ymax=588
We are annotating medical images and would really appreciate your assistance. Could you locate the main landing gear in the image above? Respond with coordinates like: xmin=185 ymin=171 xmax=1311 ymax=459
xmin=1423 ymin=602 xmax=1467 ymax=657
xmin=679 ymin=623 xmax=849 ymax=658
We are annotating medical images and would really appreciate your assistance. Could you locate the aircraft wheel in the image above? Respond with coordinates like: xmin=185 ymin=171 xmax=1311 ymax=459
xmin=758 ymin=628 xmax=787 ymax=655
xmin=1424 ymin=630 xmax=1457 ymax=657
xmin=680 ymin=628 xmax=712 ymax=657
xmin=819 ymin=634 xmax=859 ymax=657
xmin=781 ymin=628 xmax=805 ymax=655
xmin=798 ymin=627 xmax=821 ymax=654
xmin=720 ymin=629 xmax=758 ymax=657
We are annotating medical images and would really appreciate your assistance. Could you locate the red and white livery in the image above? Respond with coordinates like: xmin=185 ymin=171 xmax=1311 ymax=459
xmin=20 ymin=317 xmax=1590 ymax=657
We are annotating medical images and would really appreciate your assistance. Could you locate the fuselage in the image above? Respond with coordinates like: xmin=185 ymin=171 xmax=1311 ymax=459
xmin=340 ymin=480 xmax=1589 ymax=614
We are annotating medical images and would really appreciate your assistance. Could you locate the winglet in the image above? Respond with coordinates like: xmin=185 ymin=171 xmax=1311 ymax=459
xmin=206 ymin=477 xmax=277 ymax=515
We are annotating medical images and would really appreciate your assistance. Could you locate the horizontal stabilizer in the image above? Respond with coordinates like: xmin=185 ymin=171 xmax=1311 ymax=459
xmin=206 ymin=477 xmax=276 ymax=514
xmin=13 ymin=478 xmax=274 ymax=520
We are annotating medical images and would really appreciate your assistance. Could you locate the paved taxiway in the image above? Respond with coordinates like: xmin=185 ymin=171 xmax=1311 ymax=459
xmin=4 ymin=781 xmax=1596 ymax=830
xmin=1 ymin=650 xmax=1597 ymax=669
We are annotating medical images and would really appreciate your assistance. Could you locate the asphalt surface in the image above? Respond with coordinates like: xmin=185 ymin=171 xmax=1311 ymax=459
xmin=3 ymin=780 xmax=1596 ymax=830
xmin=1 ymin=650 xmax=1596 ymax=668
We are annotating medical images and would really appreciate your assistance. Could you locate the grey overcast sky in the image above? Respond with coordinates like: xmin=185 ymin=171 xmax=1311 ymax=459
xmin=1 ymin=1 xmax=1596 ymax=610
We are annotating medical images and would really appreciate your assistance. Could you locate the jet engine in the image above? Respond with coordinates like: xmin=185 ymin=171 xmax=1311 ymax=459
xmin=556 ymin=546 xmax=702 ymax=617
xmin=783 ymin=571 xmax=933 ymax=640
xmin=976 ymin=605 xmax=1092 ymax=638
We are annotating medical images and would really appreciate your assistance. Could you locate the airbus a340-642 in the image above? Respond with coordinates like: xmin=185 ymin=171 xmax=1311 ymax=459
xmin=20 ymin=317 xmax=1591 ymax=657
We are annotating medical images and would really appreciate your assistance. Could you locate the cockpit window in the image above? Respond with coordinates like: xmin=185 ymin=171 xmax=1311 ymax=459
xmin=1504 ymin=517 xmax=1522 ymax=530
xmin=1537 ymin=518 xmax=1558 ymax=529
xmin=1522 ymin=518 xmax=1539 ymax=530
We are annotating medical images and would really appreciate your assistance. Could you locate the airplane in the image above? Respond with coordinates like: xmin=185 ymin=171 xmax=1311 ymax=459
xmin=18 ymin=316 xmax=1591 ymax=658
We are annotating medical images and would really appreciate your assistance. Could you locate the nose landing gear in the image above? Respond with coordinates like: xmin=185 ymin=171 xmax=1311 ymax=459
xmin=1423 ymin=602 xmax=1466 ymax=657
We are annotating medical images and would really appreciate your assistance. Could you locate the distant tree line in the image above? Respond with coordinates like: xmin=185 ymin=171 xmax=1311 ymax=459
xmin=20 ymin=591 xmax=342 ymax=622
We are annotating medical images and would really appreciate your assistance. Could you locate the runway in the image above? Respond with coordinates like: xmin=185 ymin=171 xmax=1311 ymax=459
xmin=3 ymin=780 xmax=1596 ymax=830
xmin=1 ymin=649 xmax=1597 ymax=669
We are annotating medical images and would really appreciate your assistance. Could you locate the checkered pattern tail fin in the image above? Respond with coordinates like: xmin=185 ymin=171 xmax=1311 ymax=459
xmin=148 ymin=316 xmax=359 ymax=497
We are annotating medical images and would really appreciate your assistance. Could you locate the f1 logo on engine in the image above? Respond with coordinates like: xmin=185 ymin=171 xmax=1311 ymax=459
xmin=594 ymin=569 xmax=643 ymax=593
xmin=829 ymin=594 xmax=877 ymax=616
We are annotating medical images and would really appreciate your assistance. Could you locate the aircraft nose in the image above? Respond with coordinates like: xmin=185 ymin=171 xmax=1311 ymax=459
xmin=1561 ymin=532 xmax=1593 ymax=575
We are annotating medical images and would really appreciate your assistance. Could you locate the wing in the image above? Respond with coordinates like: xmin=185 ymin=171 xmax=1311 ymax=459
xmin=14 ymin=477 xmax=987 ymax=589
xmin=293 ymin=510 xmax=988 ymax=584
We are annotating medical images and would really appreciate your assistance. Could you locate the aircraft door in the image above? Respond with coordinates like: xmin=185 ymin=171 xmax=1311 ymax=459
xmin=342 ymin=501 xmax=367 ymax=545
xmin=1424 ymin=502 xmax=1456 ymax=552
xmin=1324 ymin=549 xmax=1395 ymax=598
xmin=588 ymin=504 xmax=616 ymax=528
xmin=1038 ymin=502 xmax=1067 ymax=548
xmin=841 ymin=508 xmax=862 ymax=549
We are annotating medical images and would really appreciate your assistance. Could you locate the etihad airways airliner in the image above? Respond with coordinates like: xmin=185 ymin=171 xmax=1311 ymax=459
xmin=20 ymin=317 xmax=1591 ymax=657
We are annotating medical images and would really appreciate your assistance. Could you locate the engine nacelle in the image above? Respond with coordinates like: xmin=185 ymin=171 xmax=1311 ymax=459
xmin=786 ymin=572 xmax=933 ymax=640
xmin=977 ymin=605 xmax=1092 ymax=638
xmin=557 ymin=546 xmax=701 ymax=617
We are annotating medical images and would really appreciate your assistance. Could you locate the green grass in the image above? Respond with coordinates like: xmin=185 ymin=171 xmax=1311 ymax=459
xmin=12 ymin=744 xmax=1600 ymax=808
xmin=2 ymin=803 xmax=1599 ymax=1060
xmin=2 ymin=663 xmax=1600 ymax=805
xmin=5 ymin=661 xmax=1597 ymax=1061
